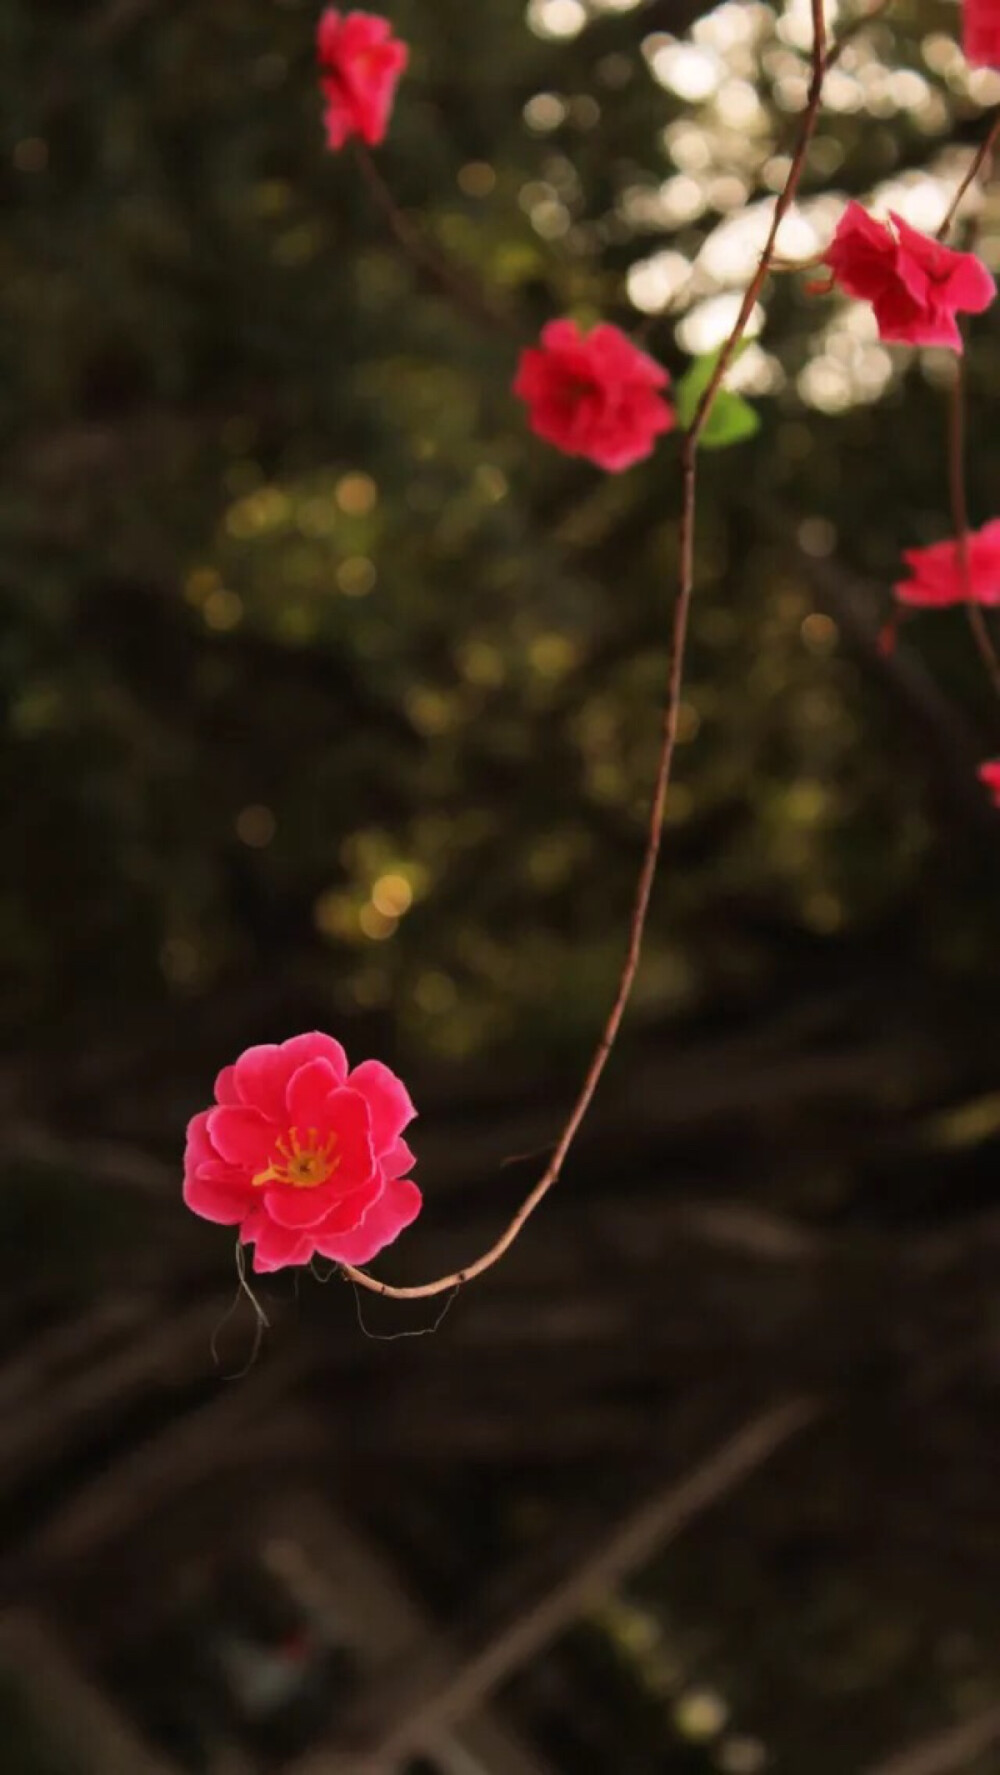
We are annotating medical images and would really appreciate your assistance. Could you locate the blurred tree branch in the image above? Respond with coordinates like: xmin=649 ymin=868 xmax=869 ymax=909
xmin=866 ymin=1705 xmax=1000 ymax=1775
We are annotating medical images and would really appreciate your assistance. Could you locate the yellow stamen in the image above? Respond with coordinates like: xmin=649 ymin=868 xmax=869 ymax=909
xmin=252 ymin=1126 xmax=340 ymax=1190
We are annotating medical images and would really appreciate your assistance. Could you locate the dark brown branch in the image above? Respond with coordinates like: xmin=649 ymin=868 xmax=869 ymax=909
xmin=937 ymin=110 xmax=1000 ymax=243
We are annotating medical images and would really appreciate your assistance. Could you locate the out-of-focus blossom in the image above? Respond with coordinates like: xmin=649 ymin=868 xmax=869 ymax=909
xmin=317 ymin=10 xmax=408 ymax=150
xmin=894 ymin=522 xmax=1000 ymax=607
xmin=819 ymin=203 xmax=995 ymax=351
xmin=514 ymin=320 xmax=674 ymax=471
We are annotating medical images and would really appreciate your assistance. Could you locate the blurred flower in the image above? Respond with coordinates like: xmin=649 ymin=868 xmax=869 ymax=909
xmin=513 ymin=320 xmax=674 ymax=471
xmin=964 ymin=0 xmax=1000 ymax=68
xmin=317 ymin=10 xmax=408 ymax=150
xmin=818 ymin=202 xmax=995 ymax=350
xmin=894 ymin=521 xmax=1000 ymax=606
xmin=184 ymin=1033 xmax=420 ymax=1271
xmin=977 ymin=760 xmax=1000 ymax=805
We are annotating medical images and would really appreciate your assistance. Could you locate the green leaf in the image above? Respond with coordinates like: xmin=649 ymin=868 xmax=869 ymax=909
xmin=696 ymin=389 xmax=762 ymax=450
xmin=674 ymin=342 xmax=761 ymax=450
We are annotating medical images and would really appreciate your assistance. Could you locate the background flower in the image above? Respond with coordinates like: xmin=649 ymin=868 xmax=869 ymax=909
xmin=821 ymin=203 xmax=995 ymax=349
xmin=513 ymin=320 xmax=674 ymax=472
xmin=977 ymin=760 xmax=1000 ymax=804
xmin=894 ymin=520 xmax=1000 ymax=606
xmin=317 ymin=9 xmax=408 ymax=150
xmin=964 ymin=0 xmax=1000 ymax=67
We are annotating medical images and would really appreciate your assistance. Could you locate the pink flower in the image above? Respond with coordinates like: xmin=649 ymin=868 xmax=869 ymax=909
xmin=820 ymin=202 xmax=996 ymax=350
xmin=183 ymin=1033 xmax=421 ymax=1273
xmin=978 ymin=760 xmax=1000 ymax=805
xmin=317 ymin=10 xmax=408 ymax=151
xmin=513 ymin=320 xmax=674 ymax=472
xmin=894 ymin=520 xmax=1000 ymax=607
xmin=964 ymin=0 xmax=1000 ymax=67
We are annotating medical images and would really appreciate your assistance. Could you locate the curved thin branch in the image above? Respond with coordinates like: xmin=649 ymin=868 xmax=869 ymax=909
xmin=865 ymin=1704 xmax=1000 ymax=1775
xmin=342 ymin=0 xmax=830 ymax=1303
xmin=936 ymin=109 xmax=1000 ymax=243
xmin=938 ymin=116 xmax=1000 ymax=701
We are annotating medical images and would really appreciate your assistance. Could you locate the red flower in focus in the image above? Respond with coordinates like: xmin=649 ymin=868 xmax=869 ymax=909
xmin=317 ymin=10 xmax=408 ymax=151
xmin=513 ymin=320 xmax=674 ymax=472
xmin=978 ymin=760 xmax=1000 ymax=806
xmin=964 ymin=0 xmax=1000 ymax=67
xmin=183 ymin=1034 xmax=421 ymax=1273
xmin=820 ymin=203 xmax=995 ymax=350
xmin=894 ymin=521 xmax=1000 ymax=607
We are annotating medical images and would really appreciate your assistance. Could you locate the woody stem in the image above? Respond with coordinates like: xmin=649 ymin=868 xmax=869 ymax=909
xmin=937 ymin=110 xmax=1000 ymax=243
xmin=339 ymin=0 xmax=831 ymax=1304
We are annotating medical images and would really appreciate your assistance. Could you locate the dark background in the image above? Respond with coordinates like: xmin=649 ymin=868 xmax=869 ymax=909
xmin=2 ymin=0 xmax=1000 ymax=1770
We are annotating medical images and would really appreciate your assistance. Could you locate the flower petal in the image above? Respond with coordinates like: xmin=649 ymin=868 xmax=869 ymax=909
xmin=314 ymin=1176 xmax=423 ymax=1266
xmin=310 ymin=1170 xmax=383 ymax=1238
xmin=348 ymin=1060 xmax=416 ymax=1154
xmin=185 ymin=1109 xmax=219 ymax=1169
xmin=316 ymin=8 xmax=345 ymax=64
xmin=233 ymin=1044 xmax=290 ymax=1120
xmin=324 ymin=1086 xmax=375 ymax=1189
xmin=823 ymin=204 xmax=895 ymax=300
xmin=183 ymin=1164 xmax=251 ymax=1226
xmin=539 ymin=317 xmax=584 ymax=356
xmin=382 ymin=1137 xmax=416 ymax=1180
xmin=230 ymin=1035 xmax=349 ymax=1123
xmin=515 ymin=319 xmax=672 ymax=472
xmin=207 ymin=1106 xmax=275 ymax=1171
xmin=262 ymin=1180 xmax=344 ymax=1229
xmin=243 ymin=1207 xmax=315 ymax=1274
xmin=978 ymin=760 xmax=1000 ymax=805
xmin=317 ymin=8 xmax=407 ymax=151
xmin=279 ymin=1031 xmax=349 ymax=1081
xmin=214 ymin=1065 xmax=240 ymax=1105
xmin=891 ymin=213 xmax=996 ymax=316
xmin=286 ymin=1058 xmax=343 ymax=1131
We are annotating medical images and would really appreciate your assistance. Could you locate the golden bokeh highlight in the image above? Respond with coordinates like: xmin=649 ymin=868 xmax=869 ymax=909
xmin=335 ymin=472 xmax=378 ymax=516
xmin=371 ymin=873 xmax=413 ymax=918
xmin=235 ymin=805 xmax=277 ymax=849
xmin=337 ymin=556 xmax=377 ymax=597
xmin=358 ymin=903 xmax=398 ymax=941
xmin=203 ymin=588 xmax=244 ymax=631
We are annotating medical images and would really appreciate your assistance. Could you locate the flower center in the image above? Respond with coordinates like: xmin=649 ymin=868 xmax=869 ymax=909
xmin=562 ymin=372 xmax=599 ymax=407
xmin=253 ymin=1127 xmax=339 ymax=1190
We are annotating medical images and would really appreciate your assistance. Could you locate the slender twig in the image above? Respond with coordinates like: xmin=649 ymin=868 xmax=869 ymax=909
xmin=353 ymin=143 xmax=518 ymax=338
xmin=938 ymin=115 xmax=1000 ymax=699
xmin=821 ymin=0 xmax=891 ymax=69
xmin=687 ymin=0 xmax=828 ymax=443
xmin=341 ymin=0 xmax=830 ymax=1303
xmin=936 ymin=110 xmax=1000 ymax=243
xmin=948 ymin=360 xmax=1000 ymax=697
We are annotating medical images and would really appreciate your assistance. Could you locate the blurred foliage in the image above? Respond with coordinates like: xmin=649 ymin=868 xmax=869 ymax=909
xmin=3 ymin=0 xmax=1000 ymax=1102
xmin=0 ymin=1675 xmax=78 ymax=1774
xmin=3 ymin=4 xmax=1000 ymax=1762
